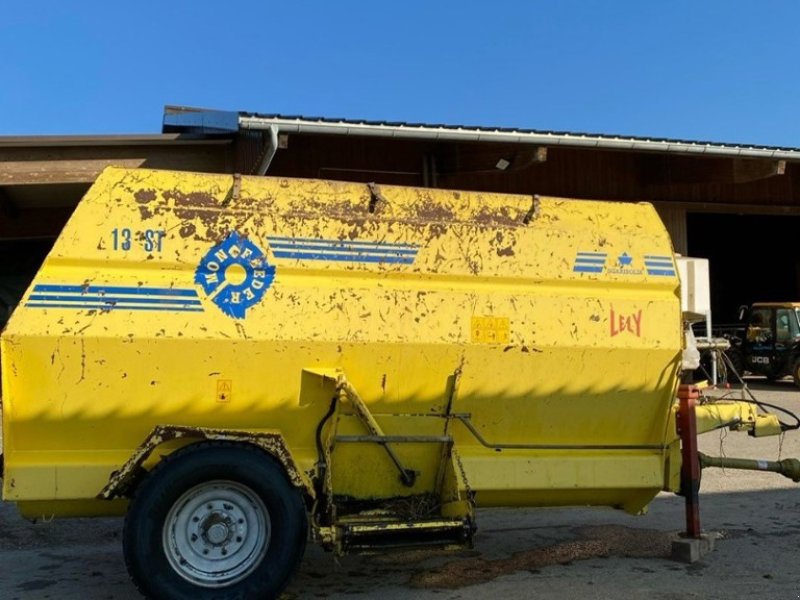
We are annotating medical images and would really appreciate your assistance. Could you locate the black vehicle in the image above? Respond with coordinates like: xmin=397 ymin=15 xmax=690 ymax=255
xmin=726 ymin=303 xmax=800 ymax=387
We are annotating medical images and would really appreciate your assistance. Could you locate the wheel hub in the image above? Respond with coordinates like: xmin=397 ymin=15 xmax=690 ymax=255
xmin=162 ymin=480 xmax=271 ymax=588
xmin=188 ymin=507 xmax=249 ymax=555
xmin=205 ymin=521 xmax=229 ymax=545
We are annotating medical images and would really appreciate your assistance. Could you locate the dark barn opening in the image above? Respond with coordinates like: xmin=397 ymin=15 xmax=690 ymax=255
xmin=0 ymin=239 xmax=54 ymax=327
xmin=687 ymin=212 xmax=800 ymax=325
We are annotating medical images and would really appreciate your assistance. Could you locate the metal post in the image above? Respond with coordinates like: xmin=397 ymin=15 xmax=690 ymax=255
xmin=677 ymin=384 xmax=702 ymax=538
xmin=706 ymin=310 xmax=717 ymax=385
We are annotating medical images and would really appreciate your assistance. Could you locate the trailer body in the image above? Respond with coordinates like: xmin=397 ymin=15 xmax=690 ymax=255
xmin=1 ymin=168 xmax=689 ymax=597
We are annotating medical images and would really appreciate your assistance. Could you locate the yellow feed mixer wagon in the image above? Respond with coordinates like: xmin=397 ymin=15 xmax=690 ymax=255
xmin=1 ymin=167 xmax=798 ymax=599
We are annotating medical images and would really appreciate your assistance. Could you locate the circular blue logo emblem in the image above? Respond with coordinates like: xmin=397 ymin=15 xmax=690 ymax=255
xmin=194 ymin=232 xmax=276 ymax=319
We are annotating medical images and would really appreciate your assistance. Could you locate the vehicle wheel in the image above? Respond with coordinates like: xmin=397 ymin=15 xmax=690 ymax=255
xmin=724 ymin=348 xmax=745 ymax=382
xmin=123 ymin=442 xmax=307 ymax=600
xmin=793 ymin=360 xmax=800 ymax=389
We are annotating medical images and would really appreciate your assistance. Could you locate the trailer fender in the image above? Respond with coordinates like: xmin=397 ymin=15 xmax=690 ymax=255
xmin=97 ymin=424 xmax=313 ymax=501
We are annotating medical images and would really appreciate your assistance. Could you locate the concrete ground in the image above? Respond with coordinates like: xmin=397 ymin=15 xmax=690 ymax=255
xmin=1 ymin=378 xmax=799 ymax=600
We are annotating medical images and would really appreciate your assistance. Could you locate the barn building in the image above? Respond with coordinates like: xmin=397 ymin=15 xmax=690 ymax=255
xmin=1 ymin=105 xmax=799 ymax=324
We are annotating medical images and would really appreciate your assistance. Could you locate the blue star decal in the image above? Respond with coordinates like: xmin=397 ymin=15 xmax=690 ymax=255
xmin=618 ymin=252 xmax=633 ymax=267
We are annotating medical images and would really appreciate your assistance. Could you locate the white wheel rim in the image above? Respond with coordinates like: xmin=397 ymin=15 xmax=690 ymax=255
xmin=162 ymin=480 xmax=270 ymax=588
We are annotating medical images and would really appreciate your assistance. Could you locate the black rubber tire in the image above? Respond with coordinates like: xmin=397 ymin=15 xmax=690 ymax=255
xmin=123 ymin=442 xmax=307 ymax=600
xmin=793 ymin=360 xmax=800 ymax=389
xmin=724 ymin=348 xmax=745 ymax=382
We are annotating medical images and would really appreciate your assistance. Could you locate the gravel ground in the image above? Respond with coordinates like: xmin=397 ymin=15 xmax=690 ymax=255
xmin=1 ymin=378 xmax=799 ymax=600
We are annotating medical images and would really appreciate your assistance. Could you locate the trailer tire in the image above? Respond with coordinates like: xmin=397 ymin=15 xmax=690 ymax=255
xmin=123 ymin=442 xmax=307 ymax=600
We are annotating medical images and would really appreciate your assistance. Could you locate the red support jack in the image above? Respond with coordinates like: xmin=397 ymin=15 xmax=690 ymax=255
xmin=677 ymin=384 xmax=702 ymax=538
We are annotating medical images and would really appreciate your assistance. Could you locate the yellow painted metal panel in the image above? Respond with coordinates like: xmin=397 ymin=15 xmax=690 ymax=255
xmin=463 ymin=451 xmax=665 ymax=513
xmin=1 ymin=167 xmax=682 ymax=516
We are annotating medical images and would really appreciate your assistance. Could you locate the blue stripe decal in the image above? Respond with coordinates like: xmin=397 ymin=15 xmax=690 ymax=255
xmin=573 ymin=250 xmax=607 ymax=274
xmin=272 ymin=250 xmax=415 ymax=264
xmin=269 ymin=237 xmax=418 ymax=264
xmin=645 ymin=252 xmax=675 ymax=272
xmin=33 ymin=284 xmax=198 ymax=297
xmin=29 ymin=294 xmax=202 ymax=306
xmin=572 ymin=251 xmax=675 ymax=277
xmin=574 ymin=258 xmax=606 ymax=265
xmin=25 ymin=303 xmax=203 ymax=312
xmin=268 ymin=241 xmax=418 ymax=256
xmin=268 ymin=235 xmax=416 ymax=250
xmin=27 ymin=284 xmax=204 ymax=312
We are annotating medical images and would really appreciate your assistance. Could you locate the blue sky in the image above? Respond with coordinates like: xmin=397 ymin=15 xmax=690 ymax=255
xmin=1 ymin=1 xmax=798 ymax=146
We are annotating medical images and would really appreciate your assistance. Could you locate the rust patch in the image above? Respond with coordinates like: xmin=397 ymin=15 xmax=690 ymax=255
xmin=426 ymin=223 xmax=448 ymax=240
xmin=474 ymin=205 xmax=518 ymax=228
xmin=98 ymin=425 xmax=312 ymax=500
xmin=409 ymin=525 xmax=672 ymax=589
xmin=177 ymin=216 xmax=229 ymax=242
xmin=134 ymin=189 xmax=156 ymax=204
xmin=164 ymin=189 xmax=219 ymax=208
xmin=179 ymin=222 xmax=197 ymax=238
xmin=496 ymin=245 xmax=515 ymax=257
xmin=413 ymin=191 xmax=457 ymax=222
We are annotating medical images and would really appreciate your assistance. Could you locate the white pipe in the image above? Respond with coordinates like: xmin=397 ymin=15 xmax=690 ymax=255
xmin=255 ymin=125 xmax=279 ymax=176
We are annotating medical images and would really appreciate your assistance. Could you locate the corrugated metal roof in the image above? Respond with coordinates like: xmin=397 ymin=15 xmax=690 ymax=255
xmin=162 ymin=107 xmax=800 ymax=161
xmin=240 ymin=111 xmax=781 ymax=147
xmin=239 ymin=112 xmax=800 ymax=160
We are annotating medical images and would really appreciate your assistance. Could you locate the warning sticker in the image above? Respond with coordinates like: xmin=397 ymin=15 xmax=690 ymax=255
xmin=216 ymin=379 xmax=233 ymax=403
xmin=471 ymin=316 xmax=510 ymax=344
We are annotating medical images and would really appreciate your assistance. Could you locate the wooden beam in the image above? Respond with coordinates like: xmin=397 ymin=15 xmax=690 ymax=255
xmin=436 ymin=144 xmax=547 ymax=174
xmin=640 ymin=155 xmax=787 ymax=186
xmin=0 ymin=157 xmax=147 ymax=185
xmin=0 ymin=143 xmax=232 ymax=185
xmin=732 ymin=158 xmax=786 ymax=183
